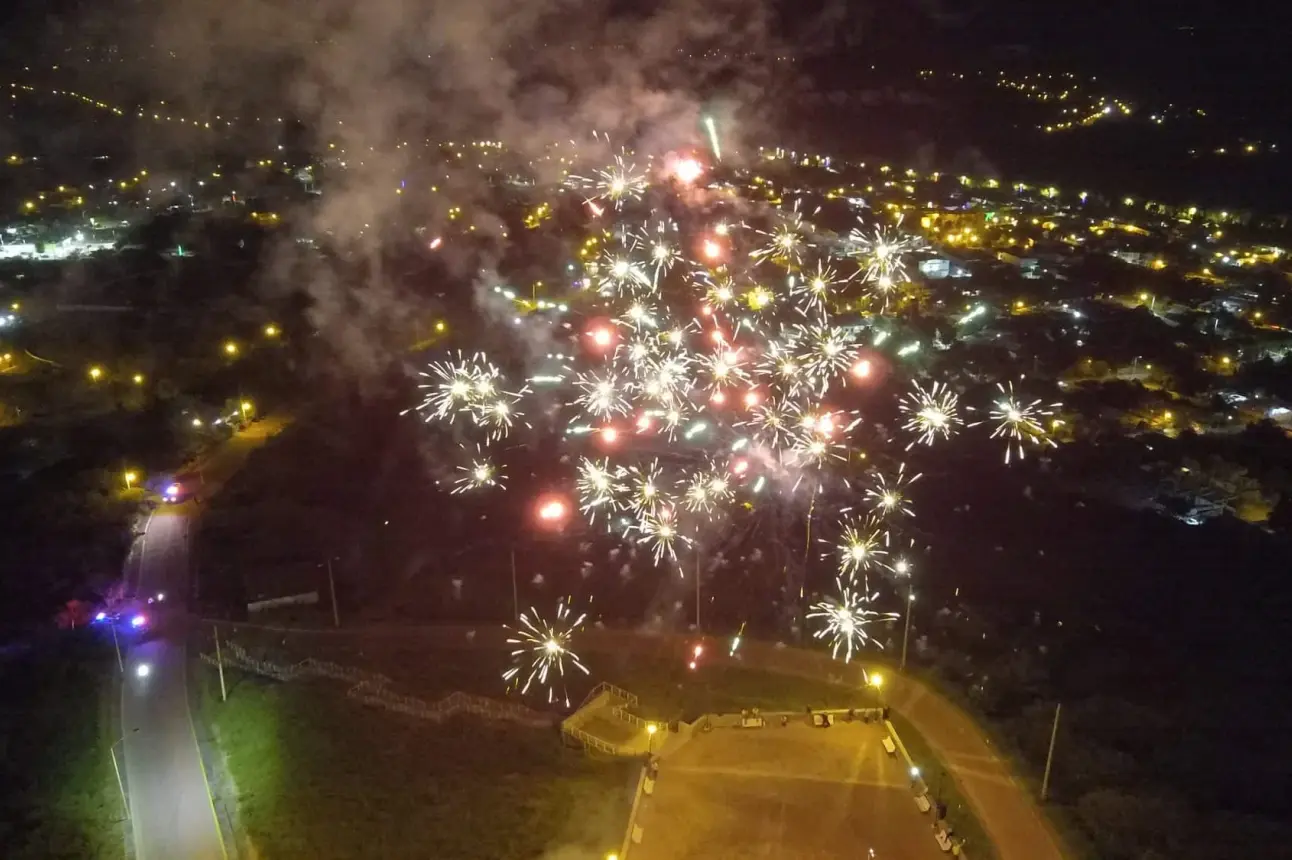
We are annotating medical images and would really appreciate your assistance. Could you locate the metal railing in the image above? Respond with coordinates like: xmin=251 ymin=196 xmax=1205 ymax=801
xmin=580 ymin=680 xmax=639 ymax=709
xmin=561 ymin=724 xmax=620 ymax=756
xmin=611 ymin=705 xmax=649 ymax=729
xmin=204 ymin=642 xmax=553 ymax=729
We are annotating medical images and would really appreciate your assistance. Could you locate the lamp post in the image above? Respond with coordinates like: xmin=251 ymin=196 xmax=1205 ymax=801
xmin=894 ymin=558 xmax=915 ymax=671
xmin=646 ymin=722 xmax=658 ymax=756
xmin=869 ymin=672 xmax=885 ymax=708
xmin=123 ymin=471 xmax=137 ymax=490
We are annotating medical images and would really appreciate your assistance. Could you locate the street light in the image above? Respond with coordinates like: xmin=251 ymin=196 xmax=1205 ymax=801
xmin=123 ymin=471 xmax=138 ymax=489
xmin=132 ymin=373 xmax=144 ymax=385
xmin=646 ymin=723 xmax=658 ymax=755
xmin=223 ymin=341 xmax=239 ymax=356
xmin=88 ymin=365 xmax=103 ymax=381
xmin=263 ymin=324 xmax=279 ymax=338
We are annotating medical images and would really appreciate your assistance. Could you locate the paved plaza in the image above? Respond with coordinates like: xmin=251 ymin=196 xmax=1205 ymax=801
xmin=631 ymin=720 xmax=944 ymax=860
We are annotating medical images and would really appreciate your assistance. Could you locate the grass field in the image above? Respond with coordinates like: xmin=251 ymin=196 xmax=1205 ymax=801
xmin=0 ymin=635 xmax=125 ymax=860
xmin=207 ymin=625 xmax=881 ymax=721
xmin=195 ymin=665 xmax=635 ymax=860
xmin=598 ymin=652 xmax=882 ymax=721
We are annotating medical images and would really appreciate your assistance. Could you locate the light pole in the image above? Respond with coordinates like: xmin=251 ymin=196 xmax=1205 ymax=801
xmin=213 ymin=624 xmax=228 ymax=702
xmin=901 ymin=591 xmax=915 ymax=671
xmin=510 ymin=548 xmax=519 ymax=621
xmin=869 ymin=672 xmax=885 ymax=707
xmin=110 ymin=737 xmax=130 ymax=820
xmin=110 ymin=622 xmax=124 ymax=673
xmin=694 ymin=545 xmax=702 ymax=631
xmin=894 ymin=558 xmax=914 ymax=671
xmin=325 ymin=557 xmax=340 ymax=628
xmin=1041 ymin=702 xmax=1062 ymax=802
xmin=646 ymin=722 xmax=658 ymax=756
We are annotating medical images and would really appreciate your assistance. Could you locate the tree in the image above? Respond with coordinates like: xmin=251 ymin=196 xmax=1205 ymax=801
xmin=1076 ymin=789 xmax=1187 ymax=860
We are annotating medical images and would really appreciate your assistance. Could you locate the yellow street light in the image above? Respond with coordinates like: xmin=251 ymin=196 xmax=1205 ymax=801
xmin=263 ymin=324 xmax=279 ymax=338
xmin=124 ymin=471 xmax=138 ymax=489
xmin=240 ymin=400 xmax=253 ymax=415
xmin=132 ymin=373 xmax=145 ymax=385
xmin=191 ymin=417 xmax=203 ymax=428
xmin=435 ymin=321 xmax=447 ymax=333
xmin=870 ymin=673 xmax=884 ymax=690
xmin=88 ymin=366 xmax=103 ymax=381
xmin=223 ymin=341 xmax=239 ymax=356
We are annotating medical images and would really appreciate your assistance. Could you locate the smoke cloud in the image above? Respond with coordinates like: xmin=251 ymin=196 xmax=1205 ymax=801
xmin=74 ymin=0 xmax=817 ymax=378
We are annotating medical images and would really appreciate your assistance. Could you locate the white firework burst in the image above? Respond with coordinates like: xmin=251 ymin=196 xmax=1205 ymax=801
xmin=578 ymin=154 xmax=648 ymax=210
xmin=807 ymin=575 xmax=897 ymax=663
xmin=789 ymin=260 xmax=840 ymax=320
xmin=984 ymin=381 xmax=1060 ymax=464
xmin=681 ymin=464 xmax=734 ymax=515
xmin=451 ymin=452 xmax=505 ymax=494
xmin=576 ymin=457 xmax=624 ymax=520
xmin=751 ymin=199 xmax=816 ymax=267
xmin=573 ymin=371 xmax=631 ymax=421
xmin=866 ymin=463 xmax=921 ymax=518
xmin=502 ymin=598 xmax=591 ymax=707
xmin=900 ymin=380 xmax=962 ymax=448
xmin=632 ymin=505 xmax=689 ymax=564
xmin=835 ymin=517 xmax=889 ymax=576
xmin=791 ymin=323 xmax=858 ymax=396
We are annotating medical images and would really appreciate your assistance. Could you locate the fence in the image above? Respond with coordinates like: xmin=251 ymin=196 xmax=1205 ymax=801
xmin=203 ymin=641 xmax=553 ymax=729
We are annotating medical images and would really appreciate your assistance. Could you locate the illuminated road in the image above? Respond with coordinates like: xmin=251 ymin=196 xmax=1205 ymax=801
xmin=121 ymin=511 xmax=226 ymax=860
xmin=119 ymin=416 xmax=289 ymax=860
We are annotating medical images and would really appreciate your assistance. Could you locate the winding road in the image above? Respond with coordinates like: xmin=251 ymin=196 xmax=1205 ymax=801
xmin=119 ymin=416 xmax=288 ymax=859
xmin=121 ymin=511 xmax=225 ymax=860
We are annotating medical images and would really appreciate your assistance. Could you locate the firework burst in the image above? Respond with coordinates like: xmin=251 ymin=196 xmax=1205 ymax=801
xmin=451 ymin=448 xmax=505 ymax=494
xmin=503 ymin=598 xmax=591 ymax=707
xmin=900 ymin=380 xmax=962 ymax=448
xmin=982 ymin=381 xmax=1060 ymax=463
xmin=834 ymin=516 xmax=889 ymax=577
xmin=807 ymin=574 xmax=897 ymax=663
xmin=413 ymin=143 xmax=1054 ymax=651
xmin=575 ymin=154 xmax=648 ymax=210
xmin=866 ymin=463 xmax=921 ymax=518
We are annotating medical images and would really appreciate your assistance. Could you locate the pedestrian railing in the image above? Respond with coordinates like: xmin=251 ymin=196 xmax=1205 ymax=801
xmin=579 ymin=680 xmax=639 ymax=710
xmin=203 ymin=641 xmax=553 ymax=729
xmin=611 ymin=705 xmax=649 ymax=729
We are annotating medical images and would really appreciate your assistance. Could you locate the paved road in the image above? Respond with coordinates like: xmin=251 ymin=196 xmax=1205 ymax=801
xmin=121 ymin=511 xmax=225 ymax=860
xmin=120 ymin=416 xmax=290 ymax=860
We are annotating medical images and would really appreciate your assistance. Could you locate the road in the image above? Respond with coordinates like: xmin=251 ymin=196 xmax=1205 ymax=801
xmin=121 ymin=511 xmax=225 ymax=860
xmin=119 ymin=415 xmax=290 ymax=860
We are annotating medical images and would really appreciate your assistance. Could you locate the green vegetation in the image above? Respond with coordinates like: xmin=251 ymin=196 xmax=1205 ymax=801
xmin=195 ymin=666 xmax=634 ymax=860
xmin=0 ymin=636 xmax=125 ymax=859
xmin=886 ymin=711 xmax=996 ymax=860
xmin=597 ymin=653 xmax=882 ymax=722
